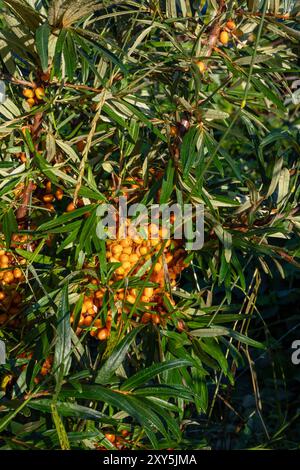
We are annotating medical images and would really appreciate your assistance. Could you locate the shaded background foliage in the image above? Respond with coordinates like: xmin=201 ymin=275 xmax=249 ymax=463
xmin=0 ymin=0 xmax=300 ymax=449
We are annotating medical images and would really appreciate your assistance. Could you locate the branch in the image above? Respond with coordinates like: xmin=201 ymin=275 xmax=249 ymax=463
xmin=206 ymin=0 xmax=226 ymax=57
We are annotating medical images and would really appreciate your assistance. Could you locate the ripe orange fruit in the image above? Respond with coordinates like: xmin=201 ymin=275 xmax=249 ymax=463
xmin=97 ymin=328 xmax=109 ymax=340
xmin=152 ymin=314 xmax=160 ymax=324
xmin=43 ymin=194 xmax=54 ymax=203
xmin=23 ymin=88 xmax=35 ymax=99
xmin=55 ymin=188 xmax=64 ymax=200
xmin=66 ymin=202 xmax=76 ymax=212
xmin=196 ymin=60 xmax=206 ymax=73
xmin=226 ymin=20 xmax=236 ymax=30
xmin=13 ymin=268 xmax=22 ymax=279
xmin=220 ymin=30 xmax=229 ymax=45
xmin=143 ymin=287 xmax=153 ymax=298
xmin=170 ymin=126 xmax=178 ymax=137
xmin=19 ymin=152 xmax=27 ymax=163
xmin=27 ymin=98 xmax=35 ymax=107
xmin=154 ymin=262 xmax=162 ymax=273
xmin=35 ymin=87 xmax=45 ymax=100
xmin=105 ymin=433 xmax=116 ymax=443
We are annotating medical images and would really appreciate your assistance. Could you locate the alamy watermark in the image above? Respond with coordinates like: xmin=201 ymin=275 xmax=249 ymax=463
xmin=291 ymin=340 xmax=300 ymax=365
xmin=95 ymin=198 xmax=204 ymax=250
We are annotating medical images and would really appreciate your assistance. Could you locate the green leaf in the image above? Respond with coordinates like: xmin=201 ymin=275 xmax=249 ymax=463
xmin=28 ymin=399 xmax=117 ymax=425
xmin=160 ymin=159 xmax=175 ymax=204
xmin=2 ymin=208 xmax=17 ymax=247
xmin=121 ymin=359 xmax=193 ymax=391
xmin=35 ymin=22 xmax=50 ymax=72
xmin=51 ymin=403 xmax=70 ymax=450
xmin=54 ymin=284 xmax=72 ymax=380
xmin=95 ymin=325 xmax=144 ymax=384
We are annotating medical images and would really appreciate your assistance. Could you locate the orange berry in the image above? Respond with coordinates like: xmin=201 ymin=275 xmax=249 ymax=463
xmin=19 ymin=152 xmax=27 ymax=163
xmin=126 ymin=295 xmax=136 ymax=304
xmin=129 ymin=254 xmax=139 ymax=264
xmin=105 ymin=433 xmax=116 ymax=443
xmin=170 ymin=126 xmax=178 ymax=137
xmin=0 ymin=255 xmax=9 ymax=265
xmin=226 ymin=20 xmax=236 ymax=30
xmin=84 ymin=299 xmax=93 ymax=310
xmin=115 ymin=267 xmax=125 ymax=276
xmin=220 ymin=30 xmax=229 ymax=45
xmin=23 ymin=88 xmax=35 ymax=99
xmin=0 ymin=292 xmax=5 ymax=300
xmin=153 ymin=262 xmax=162 ymax=273
xmin=152 ymin=314 xmax=160 ymax=324
xmin=95 ymin=290 xmax=104 ymax=299
xmin=44 ymin=203 xmax=55 ymax=211
xmin=66 ymin=202 xmax=76 ymax=212
xmin=13 ymin=268 xmax=22 ymax=279
xmin=120 ymin=239 xmax=131 ymax=248
xmin=196 ymin=60 xmax=206 ymax=73
xmin=45 ymin=181 xmax=52 ymax=193
xmin=83 ymin=315 xmax=93 ymax=326
xmin=43 ymin=194 xmax=54 ymax=203
xmin=3 ymin=272 xmax=14 ymax=284
xmin=27 ymin=98 xmax=35 ymax=107
xmin=119 ymin=253 xmax=129 ymax=262
xmin=55 ymin=188 xmax=64 ymax=200
xmin=40 ymin=367 xmax=48 ymax=376
xmin=165 ymin=253 xmax=173 ymax=264
xmin=143 ymin=287 xmax=154 ymax=298
xmin=112 ymin=244 xmax=123 ymax=255
xmin=35 ymin=87 xmax=45 ymax=100
xmin=140 ymin=246 xmax=148 ymax=256
xmin=97 ymin=328 xmax=109 ymax=341
xmin=122 ymin=261 xmax=131 ymax=271
xmin=141 ymin=295 xmax=149 ymax=303
xmin=121 ymin=429 xmax=130 ymax=437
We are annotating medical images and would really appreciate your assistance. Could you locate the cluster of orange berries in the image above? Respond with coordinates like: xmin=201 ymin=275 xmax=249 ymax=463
xmin=73 ymin=220 xmax=188 ymax=341
xmin=102 ymin=430 xmax=131 ymax=450
xmin=0 ymin=247 xmax=25 ymax=286
xmin=219 ymin=19 xmax=237 ymax=46
xmin=18 ymin=352 xmax=53 ymax=383
xmin=71 ymin=287 xmax=111 ymax=341
xmin=36 ymin=180 xmax=64 ymax=212
xmin=22 ymin=86 xmax=45 ymax=108
xmin=0 ymin=236 xmax=28 ymax=327
xmin=196 ymin=19 xmax=237 ymax=74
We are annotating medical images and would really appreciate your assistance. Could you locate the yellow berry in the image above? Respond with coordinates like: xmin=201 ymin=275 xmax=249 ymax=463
xmin=126 ymin=295 xmax=136 ymax=304
xmin=23 ymin=88 xmax=35 ymax=99
xmin=143 ymin=287 xmax=154 ymax=298
xmin=35 ymin=87 xmax=45 ymax=100
xmin=27 ymin=98 xmax=35 ymax=107
xmin=196 ymin=60 xmax=206 ymax=73
xmin=154 ymin=262 xmax=162 ymax=273
xmin=220 ymin=30 xmax=229 ymax=45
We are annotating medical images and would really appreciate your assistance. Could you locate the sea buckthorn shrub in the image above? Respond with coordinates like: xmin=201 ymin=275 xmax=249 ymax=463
xmin=0 ymin=0 xmax=300 ymax=451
